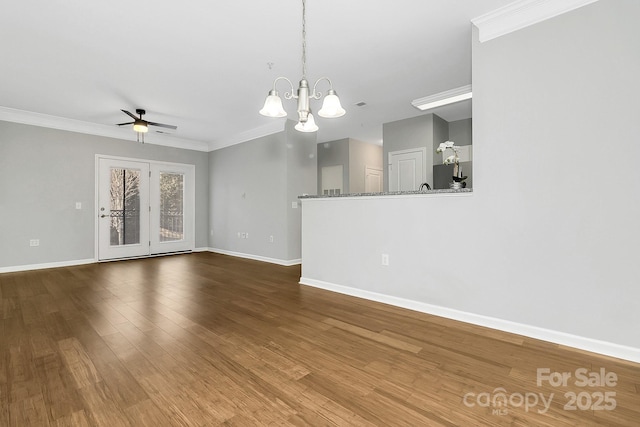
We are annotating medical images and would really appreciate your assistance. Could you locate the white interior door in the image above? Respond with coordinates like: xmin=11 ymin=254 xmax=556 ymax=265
xmin=98 ymin=157 xmax=195 ymax=261
xmin=98 ymin=158 xmax=150 ymax=260
xmin=365 ymin=166 xmax=383 ymax=193
xmin=388 ymin=148 xmax=426 ymax=191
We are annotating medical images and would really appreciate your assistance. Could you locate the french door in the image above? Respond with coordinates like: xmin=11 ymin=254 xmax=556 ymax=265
xmin=97 ymin=157 xmax=194 ymax=261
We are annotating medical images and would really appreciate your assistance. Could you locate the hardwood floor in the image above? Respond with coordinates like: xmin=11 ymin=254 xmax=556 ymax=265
xmin=1 ymin=253 xmax=638 ymax=426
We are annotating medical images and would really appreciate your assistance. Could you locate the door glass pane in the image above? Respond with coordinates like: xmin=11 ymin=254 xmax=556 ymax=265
xmin=110 ymin=168 xmax=141 ymax=246
xmin=160 ymin=172 xmax=184 ymax=242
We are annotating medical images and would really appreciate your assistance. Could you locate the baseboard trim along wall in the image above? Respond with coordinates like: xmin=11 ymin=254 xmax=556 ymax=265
xmin=0 ymin=258 xmax=96 ymax=274
xmin=0 ymin=250 xmax=300 ymax=274
xmin=208 ymin=248 xmax=301 ymax=267
xmin=299 ymin=277 xmax=640 ymax=364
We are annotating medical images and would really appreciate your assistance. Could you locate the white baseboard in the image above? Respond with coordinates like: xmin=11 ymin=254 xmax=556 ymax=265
xmin=208 ymin=248 xmax=301 ymax=267
xmin=0 ymin=249 xmax=301 ymax=274
xmin=299 ymin=277 xmax=640 ymax=364
xmin=0 ymin=258 xmax=96 ymax=274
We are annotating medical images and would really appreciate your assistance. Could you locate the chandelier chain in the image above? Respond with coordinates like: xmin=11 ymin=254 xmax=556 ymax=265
xmin=259 ymin=0 xmax=344 ymax=130
xmin=301 ymin=0 xmax=307 ymax=79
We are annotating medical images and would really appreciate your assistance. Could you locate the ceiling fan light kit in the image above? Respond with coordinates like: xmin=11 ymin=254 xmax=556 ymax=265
xmin=259 ymin=0 xmax=345 ymax=132
xmin=117 ymin=108 xmax=177 ymax=142
xmin=133 ymin=119 xmax=148 ymax=133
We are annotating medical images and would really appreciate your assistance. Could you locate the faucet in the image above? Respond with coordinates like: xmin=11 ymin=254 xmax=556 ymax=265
xmin=419 ymin=183 xmax=431 ymax=191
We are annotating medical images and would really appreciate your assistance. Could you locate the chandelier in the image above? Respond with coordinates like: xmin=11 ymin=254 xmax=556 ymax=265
xmin=259 ymin=0 xmax=345 ymax=132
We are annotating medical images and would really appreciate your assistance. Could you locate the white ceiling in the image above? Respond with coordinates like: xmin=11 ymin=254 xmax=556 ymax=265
xmin=0 ymin=0 xmax=513 ymax=149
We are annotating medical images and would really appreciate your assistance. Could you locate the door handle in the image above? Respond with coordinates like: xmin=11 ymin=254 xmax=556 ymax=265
xmin=100 ymin=214 xmax=109 ymax=218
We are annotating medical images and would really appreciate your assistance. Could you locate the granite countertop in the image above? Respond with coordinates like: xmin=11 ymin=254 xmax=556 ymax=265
xmin=299 ymin=188 xmax=472 ymax=199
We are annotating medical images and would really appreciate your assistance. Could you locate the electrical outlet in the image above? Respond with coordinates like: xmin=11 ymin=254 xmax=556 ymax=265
xmin=237 ymin=232 xmax=241 ymax=238
xmin=245 ymin=232 xmax=249 ymax=239
xmin=381 ymin=254 xmax=389 ymax=266
xmin=269 ymin=235 xmax=274 ymax=243
xmin=30 ymin=239 xmax=40 ymax=247
xmin=75 ymin=202 xmax=82 ymax=210
xmin=291 ymin=201 xmax=298 ymax=209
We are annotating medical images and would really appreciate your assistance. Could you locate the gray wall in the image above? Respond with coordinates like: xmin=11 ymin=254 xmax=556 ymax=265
xmin=432 ymin=114 xmax=450 ymax=163
xmin=209 ymin=120 xmax=316 ymax=263
xmin=317 ymin=138 xmax=349 ymax=194
xmin=349 ymin=139 xmax=383 ymax=194
xmin=449 ymin=118 xmax=472 ymax=147
xmin=0 ymin=121 xmax=209 ymax=269
xmin=467 ymin=0 xmax=639 ymax=346
xmin=301 ymin=0 xmax=640 ymax=355
xmin=317 ymin=138 xmax=383 ymax=195
xmin=209 ymin=131 xmax=287 ymax=260
xmin=285 ymin=121 xmax=318 ymax=260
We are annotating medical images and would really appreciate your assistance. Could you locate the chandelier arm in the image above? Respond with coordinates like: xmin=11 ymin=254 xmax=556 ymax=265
xmin=271 ymin=76 xmax=297 ymax=99
xmin=310 ymin=77 xmax=334 ymax=99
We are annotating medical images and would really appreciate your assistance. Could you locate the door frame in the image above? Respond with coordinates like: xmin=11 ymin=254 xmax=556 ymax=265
xmin=364 ymin=165 xmax=383 ymax=193
xmin=94 ymin=155 xmax=196 ymax=261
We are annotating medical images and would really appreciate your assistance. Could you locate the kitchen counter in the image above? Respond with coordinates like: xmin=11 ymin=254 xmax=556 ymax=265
xmin=299 ymin=188 xmax=472 ymax=199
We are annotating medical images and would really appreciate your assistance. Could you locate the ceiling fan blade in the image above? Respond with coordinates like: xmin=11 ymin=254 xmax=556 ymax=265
xmin=116 ymin=122 xmax=135 ymax=126
xmin=147 ymin=121 xmax=177 ymax=130
xmin=121 ymin=109 xmax=138 ymax=120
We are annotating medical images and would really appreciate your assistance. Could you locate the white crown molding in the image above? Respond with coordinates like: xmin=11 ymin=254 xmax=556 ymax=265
xmin=208 ymin=120 xmax=286 ymax=152
xmin=0 ymin=106 xmax=210 ymax=152
xmin=472 ymin=0 xmax=600 ymax=43
xmin=0 ymin=106 xmax=289 ymax=153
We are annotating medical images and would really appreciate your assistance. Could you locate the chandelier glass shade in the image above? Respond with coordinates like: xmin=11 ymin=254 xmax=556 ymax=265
xmin=259 ymin=0 xmax=345 ymax=132
xmin=259 ymin=90 xmax=287 ymax=118
xmin=294 ymin=113 xmax=318 ymax=132
xmin=318 ymin=89 xmax=346 ymax=118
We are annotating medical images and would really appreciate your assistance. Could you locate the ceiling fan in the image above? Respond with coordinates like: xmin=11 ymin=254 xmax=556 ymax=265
xmin=117 ymin=109 xmax=177 ymax=134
